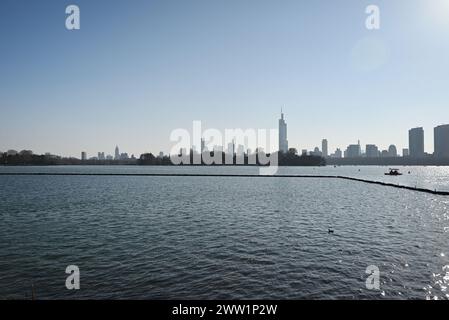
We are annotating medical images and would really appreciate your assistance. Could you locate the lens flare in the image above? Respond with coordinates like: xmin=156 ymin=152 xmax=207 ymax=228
xmin=428 ymin=0 xmax=449 ymax=27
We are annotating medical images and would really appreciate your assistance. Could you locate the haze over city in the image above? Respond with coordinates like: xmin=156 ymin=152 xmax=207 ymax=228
xmin=1 ymin=0 xmax=449 ymax=157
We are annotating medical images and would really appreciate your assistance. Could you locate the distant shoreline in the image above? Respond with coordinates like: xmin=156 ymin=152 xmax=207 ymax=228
xmin=0 ymin=153 xmax=326 ymax=167
xmin=2 ymin=152 xmax=449 ymax=166
xmin=1 ymin=163 xmax=449 ymax=167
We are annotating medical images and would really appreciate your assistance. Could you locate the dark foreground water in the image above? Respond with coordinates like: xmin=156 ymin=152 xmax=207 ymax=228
xmin=0 ymin=166 xmax=448 ymax=299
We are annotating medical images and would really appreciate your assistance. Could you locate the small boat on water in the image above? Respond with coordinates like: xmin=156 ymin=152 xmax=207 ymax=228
xmin=385 ymin=168 xmax=403 ymax=176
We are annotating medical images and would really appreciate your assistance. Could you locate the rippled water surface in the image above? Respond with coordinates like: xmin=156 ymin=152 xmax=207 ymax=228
xmin=0 ymin=166 xmax=448 ymax=299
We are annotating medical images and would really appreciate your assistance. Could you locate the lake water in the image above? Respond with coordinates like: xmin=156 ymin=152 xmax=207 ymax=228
xmin=0 ymin=165 xmax=448 ymax=299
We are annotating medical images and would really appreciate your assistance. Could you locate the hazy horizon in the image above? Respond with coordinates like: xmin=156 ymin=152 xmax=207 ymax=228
xmin=1 ymin=0 xmax=449 ymax=158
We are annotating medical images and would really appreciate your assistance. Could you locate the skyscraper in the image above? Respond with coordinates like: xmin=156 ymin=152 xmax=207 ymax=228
xmin=81 ymin=152 xmax=87 ymax=161
xmin=388 ymin=145 xmax=398 ymax=157
xmin=312 ymin=147 xmax=322 ymax=157
xmin=345 ymin=143 xmax=361 ymax=158
xmin=236 ymin=144 xmax=245 ymax=156
xmin=278 ymin=110 xmax=288 ymax=153
xmin=227 ymin=140 xmax=235 ymax=155
xmin=333 ymin=148 xmax=342 ymax=158
xmin=402 ymin=148 xmax=409 ymax=157
xmin=366 ymin=144 xmax=379 ymax=158
xmin=409 ymin=127 xmax=425 ymax=158
xmin=322 ymin=139 xmax=328 ymax=158
xmin=115 ymin=146 xmax=120 ymax=160
xmin=434 ymin=124 xmax=449 ymax=158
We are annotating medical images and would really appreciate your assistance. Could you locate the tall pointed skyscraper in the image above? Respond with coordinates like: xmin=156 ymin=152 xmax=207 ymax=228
xmin=114 ymin=146 xmax=120 ymax=160
xmin=279 ymin=109 xmax=288 ymax=153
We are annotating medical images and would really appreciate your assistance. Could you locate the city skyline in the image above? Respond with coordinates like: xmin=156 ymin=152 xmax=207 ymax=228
xmin=4 ymin=0 xmax=449 ymax=305
xmin=1 ymin=0 xmax=449 ymax=157
xmin=2 ymin=118 xmax=448 ymax=161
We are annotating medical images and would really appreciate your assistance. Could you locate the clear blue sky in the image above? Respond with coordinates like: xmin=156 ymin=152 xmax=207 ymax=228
xmin=1 ymin=0 xmax=448 ymax=157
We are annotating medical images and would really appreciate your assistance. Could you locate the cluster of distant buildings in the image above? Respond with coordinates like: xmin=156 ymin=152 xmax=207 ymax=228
xmin=278 ymin=112 xmax=449 ymax=161
xmin=275 ymin=113 xmax=449 ymax=166
xmin=322 ymin=125 xmax=449 ymax=160
xmin=80 ymin=146 xmax=136 ymax=162
xmin=178 ymin=140 xmax=257 ymax=159
xmin=79 ymin=119 xmax=449 ymax=165
xmin=3 ymin=114 xmax=448 ymax=166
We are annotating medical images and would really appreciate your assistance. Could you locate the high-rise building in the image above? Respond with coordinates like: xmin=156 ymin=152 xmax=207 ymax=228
xmin=235 ymin=144 xmax=244 ymax=155
xmin=333 ymin=148 xmax=342 ymax=158
xmin=311 ymin=147 xmax=322 ymax=157
xmin=409 ymin=127 xmax=424 ymax=158
xmin=434 ymin=124 xmax=449 ymax=158
xmin=322 ymin=139 xmax=328 ymax=158
xmin=388 ymin=145 xmax=398 ymax=157
xmin=227 ymin=140 xmax=235 ymax=155
xmin=381 ymin=150 xmax=389 ymax=157
xmin=278 ymin=110 xmax=288 ymax=153
xmin=114 ymin=146 xmax=120 ymax=160
xmin=402 ymin=148 xmax=409 ymax=157
xmin=345 ymin=143 xmax=361 ymax=158
xmin=81 ymin=152 xmax=87 ymax=161
xmin=366 ymin=144 xmax=379 ymax=158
